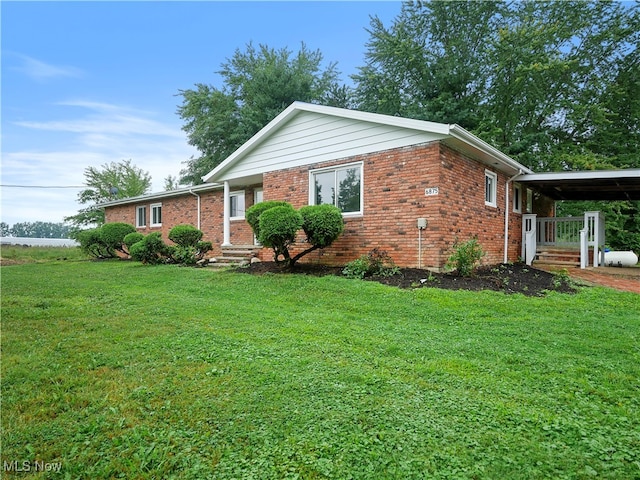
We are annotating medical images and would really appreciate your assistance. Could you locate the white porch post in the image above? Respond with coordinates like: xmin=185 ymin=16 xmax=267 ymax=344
xmin=522 ymin=214 xmax=537 ymax=265
xmin=222 ymin=181 xmax=231 ymax=246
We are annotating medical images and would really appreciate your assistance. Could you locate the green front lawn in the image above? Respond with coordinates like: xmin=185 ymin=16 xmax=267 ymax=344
xmin=2 ymin=260 xmax=639 ymax=479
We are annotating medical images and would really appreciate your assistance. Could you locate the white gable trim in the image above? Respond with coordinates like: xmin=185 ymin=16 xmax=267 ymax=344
xmin=202 ymin=102 xmax=531 ymax=183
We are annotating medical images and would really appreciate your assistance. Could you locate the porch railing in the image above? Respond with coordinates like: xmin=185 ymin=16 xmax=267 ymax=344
xmin=522 ymin=211 xmax=604 ymax=268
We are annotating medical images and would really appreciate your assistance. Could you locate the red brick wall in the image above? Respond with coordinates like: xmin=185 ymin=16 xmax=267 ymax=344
xmin=261 ymin=141 xmax=526 ymax=269
xmin=105 ymin=142 xmax=539 ymax=269
xmin=104 ymin=190 xmax=227 ymax=258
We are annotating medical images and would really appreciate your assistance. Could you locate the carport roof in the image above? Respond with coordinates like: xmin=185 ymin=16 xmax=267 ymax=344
xmin=516 ymin=169 xmax=640 ymax=201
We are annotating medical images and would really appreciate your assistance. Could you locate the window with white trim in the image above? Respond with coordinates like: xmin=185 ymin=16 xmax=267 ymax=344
xmin=230 ymin=191 xmax=245 ymax=220
xmin=136 ymin=206 xmax=147 ymax=228
xmin=485 ymin=170 xmax=497 ymax=207
xmin=513 ymin=183 xmax=522 ymax=213
xmin=310 ymin=162 xmax=363 ymax=215
xmin=151 ymin=203 xmax=162 ymax=227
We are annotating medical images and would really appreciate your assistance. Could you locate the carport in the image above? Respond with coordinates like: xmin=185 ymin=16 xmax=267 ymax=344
xmin=515 ymin=169 xmax=640 ymax=268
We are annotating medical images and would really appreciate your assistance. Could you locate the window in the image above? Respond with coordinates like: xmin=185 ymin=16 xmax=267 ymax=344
xmin=230 ymin=191 xmax=245 ymax=220
xmin=136 ymin=206 xmax=147 ymax=228
xmin=485 ymin=170 xmax=497 ymax=207
xmin=151 ymin=203 xmax=162 ymax=227
xmin=310 ymin=162 xmax=362 ymax=215
xmin=513 ymin=183 xmax=522 ymax=213
xmin=526 ymin=188 xmax=533 ymax=213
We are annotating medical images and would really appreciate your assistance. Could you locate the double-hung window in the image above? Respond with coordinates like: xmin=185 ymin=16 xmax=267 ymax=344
xmin=310 ymin=162 xmax=363 ymax=215
xmin=230 ymin=191 xmax=245 ymax=220
xmin=485 ymin=170 xmax=498 ymax=207
xmin=151 ymin=203 xmax=162 ymax=227
xmin=136 ymin=206 xmax=147 ymax=228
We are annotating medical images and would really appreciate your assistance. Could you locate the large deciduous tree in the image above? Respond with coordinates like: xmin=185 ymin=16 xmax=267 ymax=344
xmin=177 ymin=43 xmax=349 ymax=185
xmin=65 ymin=159 xmax=152 ymax=228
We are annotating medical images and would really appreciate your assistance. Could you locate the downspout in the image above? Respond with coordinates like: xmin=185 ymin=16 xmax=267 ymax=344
xmin=188 ymin=189 xmax=201 ymax=230
xmin=504 ymin=170 xmax=523 ymax=263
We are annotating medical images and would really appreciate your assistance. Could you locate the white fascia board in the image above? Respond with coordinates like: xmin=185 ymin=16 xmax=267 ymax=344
xmin=448 ymin=125 xmax=533 ymax=175
xmin=201 ymin=101 xmax=453 ymax=183
xmin=516 ymin=169 xmax=640 ymax=182
xmin=98 ymin=182 xmax=222 ymax=208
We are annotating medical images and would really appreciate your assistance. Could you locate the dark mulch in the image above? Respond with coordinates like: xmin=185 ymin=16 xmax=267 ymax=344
xmin=235 ymin=261 xmax=578 ymax=296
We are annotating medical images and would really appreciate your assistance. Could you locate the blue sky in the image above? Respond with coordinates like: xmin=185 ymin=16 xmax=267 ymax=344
xmin=1 ymin=1 xmax=402 ymax=227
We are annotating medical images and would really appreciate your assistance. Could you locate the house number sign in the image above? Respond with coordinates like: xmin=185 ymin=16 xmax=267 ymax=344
xmin=425 ymin=187 xmax=439 ymax=196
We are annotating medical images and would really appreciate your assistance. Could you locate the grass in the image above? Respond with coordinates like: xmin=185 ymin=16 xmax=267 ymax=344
xmin=0 ymin=245 xmax=88 ymax=265
xmin=2 ymin=255 xmax=640 ymax=479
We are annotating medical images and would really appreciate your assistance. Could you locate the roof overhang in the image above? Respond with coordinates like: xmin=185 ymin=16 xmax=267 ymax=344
xmin=515 ymin=169 xmax=640 ymax=201
xmin=98 ymin=182 xmax=222 ymax=208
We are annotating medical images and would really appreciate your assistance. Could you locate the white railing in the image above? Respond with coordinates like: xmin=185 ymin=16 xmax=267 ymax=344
xmin=525 ymin=211 xmax=605 ymax=268
xmin=536 ymin=217 xmax=585 ymax=247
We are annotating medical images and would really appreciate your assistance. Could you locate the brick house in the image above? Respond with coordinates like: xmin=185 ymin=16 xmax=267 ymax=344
xmin=105 ymin=102 xmax=632 ymax=269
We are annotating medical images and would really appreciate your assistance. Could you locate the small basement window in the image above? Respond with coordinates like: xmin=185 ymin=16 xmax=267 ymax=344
xmin=485 ymin=170 xmax=497 ymax=207
xmin=136 ymin=205 xmax=147 ymax=228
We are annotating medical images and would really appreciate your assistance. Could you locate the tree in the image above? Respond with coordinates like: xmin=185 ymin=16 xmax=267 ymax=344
xmin=177 ymin=43 xmax=349 ymax=184
xmin=0 ymin=222 xmax=10 ymax=237
xmin=65 ymin=160 xmax=152 ymax=228
xmin=8 ymin=221 xmax=72 ymax=238
xmin=353 ymin=1 xmax=501 ymax=129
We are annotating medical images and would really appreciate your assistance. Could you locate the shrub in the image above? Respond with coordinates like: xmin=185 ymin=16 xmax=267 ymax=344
xmin=446 ymin=237 xmax=485 ymax=277
xmin=342 ymin=256 xmax=370 ymax=279
xmin=343 ymin=248 xmax=400 ymax=279
xmin=75 ymin=228 xmax=113 ymax=259
xmin=123 ymin=232 xmax=144 ymax=249
xmin=258 ymin=205 xmax=303 ymax=264
xmin=129 ymin=233 xmax=169 ymax=265
xmin=100 ymin=222 xmax=136 ymax=254
xmin=299 ymin=204 xmax=344 ymax=248
xmin=246 ymin=201 xmax=290 ymax=239
xmin=169 ymin=224 xmax=203 ymax=247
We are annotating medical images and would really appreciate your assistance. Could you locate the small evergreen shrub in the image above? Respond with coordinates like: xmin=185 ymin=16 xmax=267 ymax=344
xmin=75 ymin=228 xmax=113 ymax=259
xmin=123 ymin=232 xmax=144 ymax=249
xmin=100 ymin=223 xmax=136 ymax=252
xmin=169 ymin=224 xmax=203 ymax=247
xmin=299 ymin=204 xmax=344 ymax=248
xmin=446 ymin=237 xmax=485 ymax=277
xmin=129 ymin=233 xmax=168 ymax=265
xmin=172 ymin=245 xmax=198 ymax=266
xmin=258 ymin=205 xmax=303 ymax=263
xmin=246 ymin=201 xmax=290 ymax=239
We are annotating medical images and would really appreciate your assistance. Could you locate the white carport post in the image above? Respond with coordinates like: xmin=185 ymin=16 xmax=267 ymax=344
xmin=222 ymin=181 xmax=231 ymax=246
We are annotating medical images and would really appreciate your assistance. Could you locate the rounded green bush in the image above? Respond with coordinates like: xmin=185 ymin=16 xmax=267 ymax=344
xmin=258 ymin=205 xmax=302 ymax=262
xmin=99 ymin=223 xmax=136 ymax=250
xmin=169 ymin=224 xmax=203 ymax=247
xmin=129 ymin=232 xmax=168 ymax=265
xmin=299 ymin=204 xmax=344 ymax=248
xmin=246 ymin=201 xmax=290 ymax=239
xmin=123 ymin=232 xmax=144 ymax=249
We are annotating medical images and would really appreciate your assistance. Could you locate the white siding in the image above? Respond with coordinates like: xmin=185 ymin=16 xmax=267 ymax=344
xmin=216 ymin=111 xmax=447 ymax=181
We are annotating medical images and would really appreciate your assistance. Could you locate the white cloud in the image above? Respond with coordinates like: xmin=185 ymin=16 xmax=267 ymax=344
xmin=12 ymin=54 xmax=84 ymax=81
xmin=1 ymin=101 xmax=197 ymax=226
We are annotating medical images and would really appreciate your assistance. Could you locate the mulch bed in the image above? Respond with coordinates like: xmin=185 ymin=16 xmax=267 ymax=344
xmin=235 ymin=261 xmax=578 ymax=296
